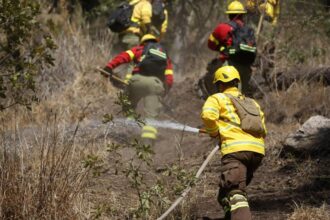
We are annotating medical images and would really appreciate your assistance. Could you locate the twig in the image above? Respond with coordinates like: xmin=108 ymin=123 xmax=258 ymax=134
xmin=157 ymin=144 xmax=220 ymax=220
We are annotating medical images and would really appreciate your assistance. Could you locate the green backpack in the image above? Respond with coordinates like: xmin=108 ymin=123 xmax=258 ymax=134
xmin=226 ymin=94 xmax=266 ymax=137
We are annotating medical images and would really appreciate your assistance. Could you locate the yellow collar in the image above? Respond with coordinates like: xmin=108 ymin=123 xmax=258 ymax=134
xmin=130 ymin=0 xmax=141 ymax=5
xmin=223 ymin=87 xmax=241 ymax=96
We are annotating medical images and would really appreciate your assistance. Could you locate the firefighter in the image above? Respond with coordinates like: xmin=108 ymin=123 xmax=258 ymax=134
xmin=201 ymin=66 xmax=266 ymax=220
xmin=101 ymin=34 xmax=174 ymax=143
xmin=196 ymin=0 xmax=256 ymax=99
xmin=119 ymin=0 xmax=168 ymax=50
xmin=117 ymin=0 xmax=169 ymax=82
xmin=246 ymin=0 xmax=281 ymax=25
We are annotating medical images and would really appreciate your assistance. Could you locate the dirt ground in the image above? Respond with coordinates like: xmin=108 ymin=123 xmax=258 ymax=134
xmin=87 ymin=75 xmax=329 ymax=219
xmin=9 ymin=74 xmax=329 ymax=219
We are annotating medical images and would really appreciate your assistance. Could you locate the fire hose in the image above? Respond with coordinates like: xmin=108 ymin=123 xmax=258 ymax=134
xmin=157 ymin=144 xmax=220 ymax=220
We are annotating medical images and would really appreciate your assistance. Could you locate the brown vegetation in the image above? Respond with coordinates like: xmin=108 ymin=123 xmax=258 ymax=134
xmin=0 ymin=0 xmax=330 ymax=219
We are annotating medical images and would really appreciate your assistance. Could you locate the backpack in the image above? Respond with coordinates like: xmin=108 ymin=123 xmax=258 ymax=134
xmin=138 ymin=42 xmax=167 ymax=79
xmin=152 ymin=0 xmax=166 ymax=27
xmin=226 ymin=94 xmax=266 ymax=137
xmin=226 ymin=21 xmax=257 ymax=65
xmin=107 ymin=3 xmax=134 ymax=33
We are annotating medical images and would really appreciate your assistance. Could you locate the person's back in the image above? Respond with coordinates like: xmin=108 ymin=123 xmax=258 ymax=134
xmin=126 ymin=0 xmax=152 ymax=36
xmin=201 ymin=66 xmax=266 ymax=220
xmin=101 ymin=34 xmax=174 ymax=145
xmin=197 ymin=1 xmax=256 ymax=99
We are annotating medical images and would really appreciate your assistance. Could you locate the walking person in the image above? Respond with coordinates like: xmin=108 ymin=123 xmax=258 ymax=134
xmin=201 ymin=66 xmax=266 ymax=220
xmin=197 ymin=1 xmax=257 ymax=99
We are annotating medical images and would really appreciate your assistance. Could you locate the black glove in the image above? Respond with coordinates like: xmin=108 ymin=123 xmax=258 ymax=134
xmin=101 ymin=66 xmax=113 ymax=77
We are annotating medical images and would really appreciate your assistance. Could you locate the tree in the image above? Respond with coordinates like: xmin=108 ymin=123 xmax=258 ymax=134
xmin=0 ymin=0 xmax=56 ymax=110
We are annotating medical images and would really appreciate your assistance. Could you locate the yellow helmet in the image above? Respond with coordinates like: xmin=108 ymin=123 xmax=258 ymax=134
xmin=259 ymin=2 xmax=274 ymax=19
xmin=246 ymin=0 xmax=256 ymax=12
xmin=226 ymin=1 xmax=247 ymax=14
xmin=213 ymin=66 xmax=240 ymax=84
xmin=140 ymin=34 xmax=158 ymax=43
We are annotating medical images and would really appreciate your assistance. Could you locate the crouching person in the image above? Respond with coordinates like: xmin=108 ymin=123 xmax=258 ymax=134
xmin=101 ymin=34 xmax=174 ymax=145
xmin=201 ymin=66 xmax=266 ymax=220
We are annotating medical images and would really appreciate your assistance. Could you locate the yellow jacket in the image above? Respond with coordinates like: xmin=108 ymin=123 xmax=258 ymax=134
xmin=247 ymin=0 xmax=280 ymax=25
xmin=127 ymin=0 xmax=152 ymax=35
xmin=160 ymin=9 xmax=168 ymax=35
xmin=201 ymin=87 xmax=266 ymax=156
xmin=127 ymin=0 xmax=168 ymax=36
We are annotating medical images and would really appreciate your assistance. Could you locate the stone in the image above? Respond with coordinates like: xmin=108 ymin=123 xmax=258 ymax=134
xmin=283 ymin=115 xmax=330 ymax=157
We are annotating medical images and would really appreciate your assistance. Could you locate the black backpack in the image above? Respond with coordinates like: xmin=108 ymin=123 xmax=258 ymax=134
xmin=107 ymin=3 xmax=134 ymax=33
xmin=226 ymin=21 xmax=257 ymax=65
xmin=152 ymin=0 xmax=166 ymax=27
xmin=138 ymin=42 xmax=168 ymax=79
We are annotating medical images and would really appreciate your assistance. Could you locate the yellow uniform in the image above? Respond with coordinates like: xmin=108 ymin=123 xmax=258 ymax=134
xmin=201 ymin=87 xmax=266 ymax=156
xmin=159 ymin=9 xmax=168 ymax=36
xmin=127 ymin=0 xmax=168 ymax=37
xmin=246 ymin=0 xmax=281 ymax=25
xmin=127 ymin=0 xmax=152 ymax=35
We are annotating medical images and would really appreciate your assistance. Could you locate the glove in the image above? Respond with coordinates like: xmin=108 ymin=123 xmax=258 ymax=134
xmin=209 ymin=132 xmax=219 ymax=139
xmin=101 ymin=66 xmax=113 ymax=78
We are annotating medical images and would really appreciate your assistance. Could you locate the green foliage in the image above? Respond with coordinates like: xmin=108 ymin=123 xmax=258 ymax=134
xmin=163 ymin=165 xmax=197 ymax=195
xmin=0 ymin=0 xmax=56 ymax=110
xmin=115 ymin=91 xmax=144 ymax=124
xmin=82 ymin=154 xmax=105 ymax=177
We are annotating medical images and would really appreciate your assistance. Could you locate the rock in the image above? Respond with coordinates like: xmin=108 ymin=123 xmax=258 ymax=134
xmin=283 ymin=115 xmax=330 ymax=157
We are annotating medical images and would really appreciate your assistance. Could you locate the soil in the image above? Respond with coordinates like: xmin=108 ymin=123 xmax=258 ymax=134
xmin=92 ymin=76 xmax=330 ymax=219
xmin=10 ymin=75 xmax=330 ymax=219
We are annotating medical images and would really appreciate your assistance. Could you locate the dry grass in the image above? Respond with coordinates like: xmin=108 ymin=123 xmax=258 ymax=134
xmin=262 ymin=82 xmax=330 ymax=124
xmin=1 ymin=2 xmax=330 ymax=219
xmin=288 ymin=203 xmax=330 ymax=220
xmin=0 ymin=112 xmax=96 ymax=219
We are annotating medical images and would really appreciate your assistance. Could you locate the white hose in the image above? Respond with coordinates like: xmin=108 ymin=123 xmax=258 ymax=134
xmin=157 ymin=144 xmax=220 ymax=220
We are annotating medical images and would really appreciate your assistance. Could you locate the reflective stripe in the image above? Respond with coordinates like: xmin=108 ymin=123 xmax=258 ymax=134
xmin=141 ymin=132 xmax=157 ymax=139
xmin=224 ymin=141 xmax=264 ymax=148
xmin=142 ymin=125 xmax=158 ymax=134
xmin=150 ymin=49 xmax=167 ymax=59
xmin=124 ymin=73 xmax=133 ymax=83
xmin=240 ymin=44 xmax=256 ymax=52
xmin=229 ymin=48 xmax=236 ymax=54
xmin=126 ymin=50 xmax=135 ymax=60
xmin=202 ymin=107 xmax=219 ymax=114
xmin=230 ymin=194 xmax=247 ymax=202
xmin=231 ymin=201 xmax=249 ymax=211
xmin=217 ymin=94 xmax=239 ymax=124
xmin=209 ymin=34 xmax=219 ymax=45
xmin=165 ymin=69 xmax=173 ymax=75
xmin=131 ymin=17 xmax=140 ymax=24
xmin=141 ymin=125 xmax=157 ymax=140
xmin=219 ymin=124 xmax=234 ymax=132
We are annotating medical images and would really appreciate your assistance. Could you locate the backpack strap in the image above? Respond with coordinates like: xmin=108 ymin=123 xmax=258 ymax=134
xmin=226 ymin=93 xmax=260 ymax=116
xmin=227 ymin=21 xmax=239 ymax=31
